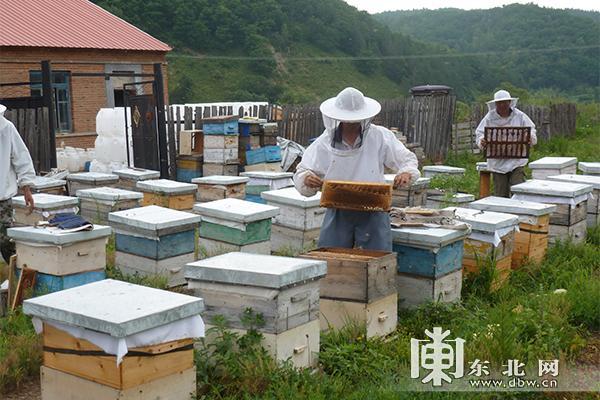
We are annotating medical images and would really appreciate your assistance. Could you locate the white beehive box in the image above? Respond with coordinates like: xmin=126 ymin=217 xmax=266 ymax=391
xmin=7 ymin=225 xmax=111 ymax=276
xmin=186 ymin=252 xmax=326 ymax=367
xmin=240 ymin=171 xmax=294 ymax=191
xmin=192 ymin=175 xmax=249 ymax=202
xmin=547 ymin=174 xmax=600 ymax=227
xmin=261 ymin=187 xmax=324 ymax=230
xmin=67 ymin=172 xmax=118 ymax=194
xmin=384 ymin=175 xmax=430 ymax=207
xmin=578 ymin=162 xmax=600 ymax=176
xmin=193 ymin=198 xmax=279 ymax=224
xmin=77 ymin=187 xmax=143 ymax=225
xmin=529 ymin=157 xmax=577 ymax=179
xmin=114 ymin=168 xmax=160 ymax=190
xmin=426 ymin=192 xmax=474 ymax=209
xmin=422 ymin=165 xmax=465 ymax=178
xmin=27 ymin=176 xmax=67 ymax=195
xmin=469 ymin=196 xmax=556 ymax=224
xmin=11 ymin=193 xmax=79 ymax=226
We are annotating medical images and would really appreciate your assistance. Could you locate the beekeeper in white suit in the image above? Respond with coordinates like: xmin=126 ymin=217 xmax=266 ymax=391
xmin=476 ymin=89 xmax=537 ymax=197
xmin=293 ymin=87 xmax=420 ymax=251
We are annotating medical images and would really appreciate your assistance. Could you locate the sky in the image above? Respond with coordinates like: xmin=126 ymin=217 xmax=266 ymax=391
xmin=342 ymin=0 xmax=600 ymax=14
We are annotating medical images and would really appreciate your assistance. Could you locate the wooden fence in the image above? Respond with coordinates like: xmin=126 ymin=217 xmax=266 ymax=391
xmin=4 ymin=107 xmax=52 ymax=173
xmin=451 ymin=103 xmax=577 ymax=154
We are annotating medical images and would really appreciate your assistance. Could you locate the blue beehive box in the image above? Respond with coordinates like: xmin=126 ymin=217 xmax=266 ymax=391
xmin=264 ymin=146 xmax=281 ymax=162
xmin=246 ymin=148 xmax=267 ymax=165
xmin=15 ymin=268 xmax=106 ymax=295
xmin=245 ymin=194 xmax=267 ymax=204
xmin=203 ymin=115 xmax=239 ymax=135
xmin=391 ymin=227 xmax=470 ymax=278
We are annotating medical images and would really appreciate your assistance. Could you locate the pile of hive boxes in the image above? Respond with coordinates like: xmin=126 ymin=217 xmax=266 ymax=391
xmin=244 ymin=145 xmax=283 ymax=172
xmin=24 ymin=279 xmax=204 ymax=400
xmin=202 ymin=115 xmax=239 ymax=177
xmin=177 ymin=129 xmax=204 ymax=183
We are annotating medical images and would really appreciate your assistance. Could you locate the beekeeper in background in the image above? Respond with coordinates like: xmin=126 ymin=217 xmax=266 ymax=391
xmin=293 ymin=87 xmax=420 ymax=251
xmin=0 ymin=104 xmax=36 ymax=262
xmin=476 ymin=90 xmax=537 ymax=197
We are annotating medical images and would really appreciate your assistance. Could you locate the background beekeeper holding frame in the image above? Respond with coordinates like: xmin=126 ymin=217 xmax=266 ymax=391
xmin=293 ymin=87 xmax=420 ymax=251
xmin=476 ymin=89 xmax=537 ymax=197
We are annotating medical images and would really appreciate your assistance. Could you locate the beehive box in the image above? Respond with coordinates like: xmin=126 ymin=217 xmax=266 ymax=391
xmin=109 ymin=206 xmax=201 ymax=286
xmin=450 ymin=207 xmax=520 ymax=289
xmin=202 ymin=115 xmax=239 ymax=135
xmin=179 ymin=129 xmax=203 ymax=155
xmin=511 ymin=180 xmax=592 ymax=244
xmin=176 ymin=154 xmax=203 ymax=183
xmin=77 ymin=187 xmax=143 ymax=225
xmin=422 ymin=165 xmax=466 ymax=178
xmin=238 ymin=119 xmax=262 ymax=136
xmin=194 ymin=198 xmax=279 ymax=246
xmin=547 ymin=174 xmax=600 ymax=228
xmin=203 ymin=162 xmax=238 ymax=177
xmin=192 ymin=175 xmax=249 ymax=202
xmin=67 ymin=172 xmax=118 ymax=194
xmin=426 ymin=192 xmax=475 ymax=209
xmin=241 ymin=171 xmax=294 ymax=195
xmin=529 ymin=157 xmax=577 ymax=180
xmin=271 ymin=224 xmax=320 ymax=255
xmin=114 ymin=168 xmax=160 ymax=190
xmin=244 ymin=162 xmax=283 ymax=173
xmin=24 ymin=279 xmax=204 ymax=397
xmin=23 ymin=176 xmax=67 ymax=195
xmin=198 ymin=237 xmax=271 ymax=259
xmin=321 ymin=180 xmax=392 ymax=212
xmin=384 ymin=175 xmax=430 ymax=207
xmin=261 ymin=187 xmax=324 ymax=231
xmin=11 ymin=193 xmax=79 ymax=226
xmin=137 ymin=179 xmax=197 ymax=210
xmin=469 ymin=196 xmax=556 ymax=268
xmin=185 ymin=252 xmax=325 ymax=367
xmin=204 ymin=134 xmax=238 ymax=150
xmin=204 ymin=148 xmax=239 ymax=164
xmin=578 ymin=162 xmax=600 ymax=176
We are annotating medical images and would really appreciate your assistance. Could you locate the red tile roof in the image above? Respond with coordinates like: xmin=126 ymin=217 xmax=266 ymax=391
xmin=0 ymin=0 xmax=172 ymax=52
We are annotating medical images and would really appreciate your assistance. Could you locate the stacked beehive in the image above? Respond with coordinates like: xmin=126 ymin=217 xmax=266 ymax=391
xmin=24 ymin=279 xmax=204 ymax=400
xmin=137 ymin=179 xmax=197 ymax=211
xmin=422 ymin=165 xmax=466 ymax=178
xmin=244 ymin=145 xmax=283 ymax=173
xmin=67 ymin=172 xmax=118 ymax=195
xmin=109 ymin=206 xmax=201 ymax=286
xmin=23 ymin=176 xmax=67 ymax=195
xmin=7 ymin=225 xmax=111 ymax=294
xmin=384 ymin=175 xmax=430 ymax=207
xmin=194 ymin=198 xmax=278 ymax=258
xmin=241 ymin=171 xmax=294 ymax=204
xmin=261 ymin=122 xmax=279 ymax=146
xmin=300 ymin=248 xmax=398 ymax=338
xmin=548 ymin=174 xmax=600 ymax=227
xmin=392 ymin=226 xmax=469 ymax=308
xmin=77 ymin=187 xmax=143 ymax=225
xmin=511 ymin=180 xmax=592 ymax=244
xmin=529 ymin=157 xmax=577 ymax=179
xmin=185 ymin=252 xmax=325 ymax=368
xmin=191 ymin=175 xmax=249 ymax=202
xmin=579 ymin=162 xmax=600 ymax=176
xmin=261 ymin=187 xmax=323 ymax=254
xmin=114 ymin=168 xmax=160 ymax=190
xmin=469 ymin=196 xmax=556 ymax=268
xmin=176 ymin=154 xmax=204 ymax=183
xmin=450 ymin=207 xmax=520 ymax=290
xmin=202 ymin=115 xmax=239 ymax=177
xmin=426 ymin=192 xmax=475 ymax=209
xmin=238 ymin=118 xmax=262 ymax=165
xmin=11 ymin=193 xmax=79 ymax=227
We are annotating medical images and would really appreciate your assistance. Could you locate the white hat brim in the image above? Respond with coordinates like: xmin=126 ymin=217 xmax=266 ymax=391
xmin=486 ymin=97 xmax=518 ymax=104
xmin=320 ymin=96 xmax=381 ymax=122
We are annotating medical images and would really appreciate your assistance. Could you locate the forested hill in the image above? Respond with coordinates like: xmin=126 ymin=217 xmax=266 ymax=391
xmin=92 ymin=1 xmax=598 ymax=103
xmin=375 ymin=4 xmax=600 ymax=98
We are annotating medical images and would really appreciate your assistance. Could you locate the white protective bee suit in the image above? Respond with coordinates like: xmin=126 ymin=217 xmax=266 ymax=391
xmin=293 ymin=88 xmax=420 ymax=251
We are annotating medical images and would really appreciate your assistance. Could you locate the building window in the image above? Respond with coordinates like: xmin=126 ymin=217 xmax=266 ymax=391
xmin=30 ymin=71 xmax=72 ymax=133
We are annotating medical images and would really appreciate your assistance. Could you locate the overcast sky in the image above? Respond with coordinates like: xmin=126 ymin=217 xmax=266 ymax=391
xmin=343 ymin=0 xmax=600 ymax=14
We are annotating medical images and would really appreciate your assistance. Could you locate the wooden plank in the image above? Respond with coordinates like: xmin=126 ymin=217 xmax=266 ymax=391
xmin=11 ymin=266 xmax=36 ymax=310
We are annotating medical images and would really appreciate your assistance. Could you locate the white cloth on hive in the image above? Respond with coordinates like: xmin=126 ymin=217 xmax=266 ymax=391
xmin=511 ymin=193 xmax=592 ymax=207
xmin=469 ymin=225 xmax=520 ymax=247
xmin=32 ymin=314 xmax=205 ymax=365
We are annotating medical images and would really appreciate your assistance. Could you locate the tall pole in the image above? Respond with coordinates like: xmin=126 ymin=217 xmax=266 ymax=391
xmin=153 ymin=63 xmax=169 ymax=178
xmin=42 ymin=60 xmax=57 ymax=169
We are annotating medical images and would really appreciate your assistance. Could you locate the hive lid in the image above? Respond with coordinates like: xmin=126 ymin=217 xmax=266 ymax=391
xmin=469 ymin=196 xmax=556 ymax=216
xmin=528 ymin=157 xmax=577 ymax=169
xmin=192 ymin=175 xmax=249 ymax=185
xmin=76 ymin=187 xmax=144 ymax=201
xmin=392 ymin=226 xmax=470 ymax=248
xmin=579 ymin=162 xmax=600 ymax=174
xmin=137 ymin=179 xmax=197 ymax=194
xmin=449 ymin=207 xmax=520 ymax=233
xmin=114 ymin=168 xmax=160 ymax=180
xmin=67 ymin=172 xmax=119 ymax=183
xmin=384 ymin=175 xmax=431 ymax=188
xmin=429 ymin=193 xmax=475 ymax=203
xmin=30 ymin=176 xmax=66 ymax=189
xmin=12 ymin=193 xmax=78 ymax=209
xmin=510 ymin=179 xmax=593 ymax=198
xmin=193 ymin=198 xmax=279 ymax=222
xmin=261 ymin=187 xmax=321 ymax=208
xmin=7 ymin=225 xmax=111 ymax=245
xmin=23 ymin=279 xmax=204 ymax=338
xmin=422 ymin=165 xmax=465 ymax=174
xmin=185 ymin=252 xmax=327 ymax=289
xmin=547 ymin=174 xmax=600 ymax=190
xmin=241 ymin=171 xmax=293 ymax=180
xmin=108 ymin=205 xmax=201 ymax=231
